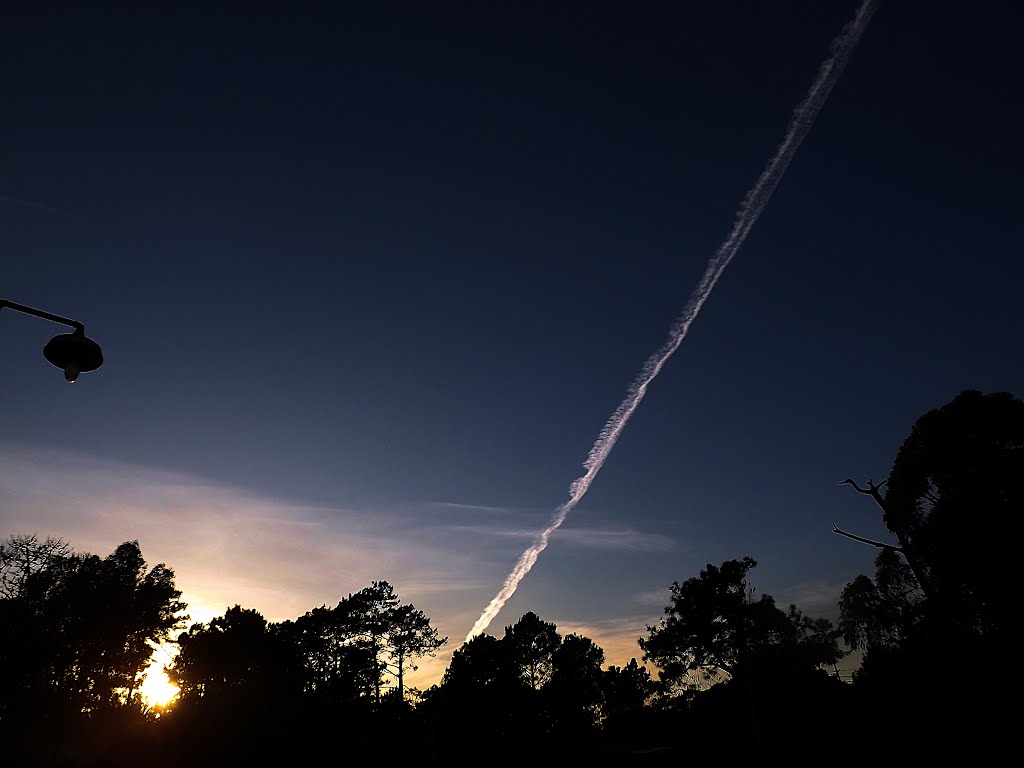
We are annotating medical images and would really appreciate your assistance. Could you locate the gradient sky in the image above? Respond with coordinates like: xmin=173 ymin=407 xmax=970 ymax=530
xmin=2 ymin=2 xmax=1022 ymax=689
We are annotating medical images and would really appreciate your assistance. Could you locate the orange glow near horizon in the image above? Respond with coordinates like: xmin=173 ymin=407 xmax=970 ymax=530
xmin=139 ymin=648 xmax=180 ymax=710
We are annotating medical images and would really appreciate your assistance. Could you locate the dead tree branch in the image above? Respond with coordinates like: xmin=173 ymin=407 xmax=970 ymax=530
xmin=831 ymin=522 xmax=902 ymax=552
xmin=839 ymin=477 xmax=889 ymax=512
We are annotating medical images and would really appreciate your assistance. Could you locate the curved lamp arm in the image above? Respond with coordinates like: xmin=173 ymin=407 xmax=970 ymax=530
xmin=0 ymin=298 xmax=86 ymax=333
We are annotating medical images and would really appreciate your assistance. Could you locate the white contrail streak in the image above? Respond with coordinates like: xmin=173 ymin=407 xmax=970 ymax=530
xmin=467 ymin=0 xmax=878 ymax=641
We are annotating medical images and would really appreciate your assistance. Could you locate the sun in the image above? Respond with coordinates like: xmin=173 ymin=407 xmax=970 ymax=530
xmin=138 ymin=654 xmax=180 ymax=710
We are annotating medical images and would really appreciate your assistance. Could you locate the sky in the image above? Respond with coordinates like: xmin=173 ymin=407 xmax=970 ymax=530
xmin=2 ymin=1 xmax=1022 ymax=690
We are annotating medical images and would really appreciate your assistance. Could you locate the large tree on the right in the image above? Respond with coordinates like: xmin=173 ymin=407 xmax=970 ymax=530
xmin=839 ymin=390 xmax=1023 ymax=658
xmin=836 ymin=390 xmax=1022 ymax=759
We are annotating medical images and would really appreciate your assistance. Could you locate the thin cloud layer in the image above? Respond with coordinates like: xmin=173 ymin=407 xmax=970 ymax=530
xmin=558 ymin=615 xmax=659 ymax=669
xmin=0 ymin=445 xmax=496 ymax=687
xmin=777 ymin=580 xmax=848 ymax=619
xmin=446 ymin=524 xmax=676 ymax=552
xmin=0 ymin=444 xmax=670 ymax=687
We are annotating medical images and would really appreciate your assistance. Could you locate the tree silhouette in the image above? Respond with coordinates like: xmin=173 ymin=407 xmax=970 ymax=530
xmin=429 ymin=631 xmax=523 ymax=755
xmin=832 ymin=391 xmax=1024 ymax=760
xmin=503 ymin=611 xmax=561 ymax=691
xmin=343 ymin=581 xmax=446 ymax=701
xmin=547 ymin=633 xmax=605 ymax=733
xmin=345 ymin=580 xmax=402 ymax=701
xmin=839 ymin=390 xmax=1024 ymax=651
xmin=0 ymin=533 xmax=73 ymax=720
xmin=0 ymin=533 xmax=70 ymax=600
xmin=600 ymin=658 xmax=653 ymax=728
xmin=0 ymin=535 xmax=186 ymax=764
xmin=838 ymin=551 xmax=922 ymax=653
xmin=641 ymin=557 xmax=843 ymax=690
xmin=384 ymin=602 xmax=447 ymax=700
xmin=429 ymin=615 xmax=621 ymax=763
xmin=639 ymin=558 xmax=846 ymax=761
xmin=172 ymin=605 xmax=301 ymax=704
xmin=441 ymin=633 xmax=515 ymax=692
xmin=284 ymin=604 xmax=377 ymax=702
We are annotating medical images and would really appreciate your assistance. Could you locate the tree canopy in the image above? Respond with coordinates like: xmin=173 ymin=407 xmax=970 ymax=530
xmin=0 ymin=537 xmax=185 ymax=721
xmin=640 ymin=557 xmax=843 ymax=692
xmin=839 ymin=390 xmax=1024 ymax=659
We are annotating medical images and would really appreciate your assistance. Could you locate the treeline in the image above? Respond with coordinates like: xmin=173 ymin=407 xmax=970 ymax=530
xmin=0 ymin=389 xmax=1019 ymax=766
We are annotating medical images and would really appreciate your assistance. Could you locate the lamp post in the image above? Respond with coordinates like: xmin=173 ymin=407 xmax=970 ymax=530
xmin=1 ymin=298 xmax=104 ymax=382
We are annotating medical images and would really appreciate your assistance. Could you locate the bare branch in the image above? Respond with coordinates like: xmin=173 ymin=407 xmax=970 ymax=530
xmin=832 ymin=522 xmax=902 ymax=552
xmin=840 ymin=477 xmax=887 ymax=494
xmin=839 ymin=477 xmax=889 ymax=512
xmin=839 ymin=478 xmax=871 ymax=494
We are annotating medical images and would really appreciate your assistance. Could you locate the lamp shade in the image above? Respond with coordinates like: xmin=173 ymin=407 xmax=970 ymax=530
xmin=43 ymin=331 xmax=104 ymax=382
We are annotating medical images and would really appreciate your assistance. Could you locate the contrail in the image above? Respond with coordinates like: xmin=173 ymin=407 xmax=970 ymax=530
xmin=467 ymin=0 xmax=878 ymax=641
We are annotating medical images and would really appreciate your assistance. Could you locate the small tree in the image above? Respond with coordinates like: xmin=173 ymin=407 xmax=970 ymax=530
xmin=503 ymin=611 xmax=561 ymax=691
xmin=384 ymin=602 xmax=446 ymax=700
xmin=547 ymin=633 xmax=605 ymax=733
xmin=441 ymin=633 xmax=514 ymax=691
xmin=344 ymin=581 xmax=402 ymax=701
xmin=341 ymin=581 xmax=446 ymax=702
xmin=600 ymin=658 xmax=653 ymax=725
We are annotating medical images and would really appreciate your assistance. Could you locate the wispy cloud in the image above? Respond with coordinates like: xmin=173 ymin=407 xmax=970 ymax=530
xmin=632 ymin=587 xmax=672 ymax=607
xmin=547 ymin=527 xmax=676 ymax=551
xmin=776 ymin=580 xmax=846 ymax=618
xmin=426 ymin=501 xmax=521 ymax=515
xmin=443 ymin=525 xmax=675 ymax=552
xmin=0 ymin=444 xmax=684 ymax=688
xmin=0 ymin=195 xmax=61 ymax=215
xmin=0 ymin=444 xmax=492 ymax=688
xmin=632 ymin=579 xmax=845 ymax=624
xmin=557 ymin=614 xmax=656 ymax=669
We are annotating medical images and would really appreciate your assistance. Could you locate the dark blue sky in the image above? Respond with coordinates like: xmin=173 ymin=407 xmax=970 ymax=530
xmin=2 ymin=1 xmax=1022 ymax=676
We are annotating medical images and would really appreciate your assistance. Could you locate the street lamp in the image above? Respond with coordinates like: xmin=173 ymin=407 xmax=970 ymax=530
xmin=1 ymin=298 xmax=104 ymax=382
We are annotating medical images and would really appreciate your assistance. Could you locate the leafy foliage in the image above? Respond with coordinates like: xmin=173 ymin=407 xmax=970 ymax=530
xmin=0 ymin=533 xmax=70 ymax=600
xmin=0 ymin=538 xmax=186 ymax=720
xmin=640 ymin=557 xmax=844 ymax=691
xmin=172 ymin=605 xmax=301 ymax=703
xmin=503 ymin=611 xmax=561 ymax=691
xmin=547 ymin=633 xmax=605 ymax=732
xmin=840 ymin=390 xmax=1024 ymax=662
xmin=831 ymin=390 xmax=1023 ymax=758
xmin=600 ymin=658 xmax=653 ymax=726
